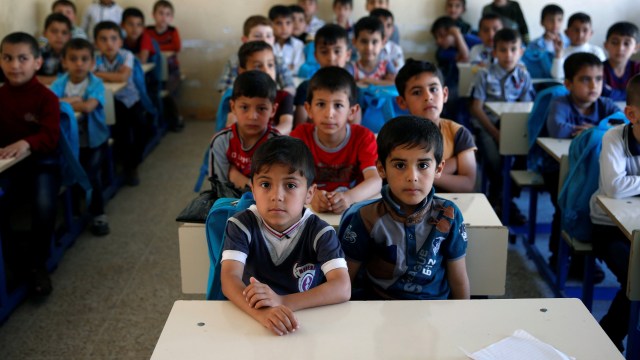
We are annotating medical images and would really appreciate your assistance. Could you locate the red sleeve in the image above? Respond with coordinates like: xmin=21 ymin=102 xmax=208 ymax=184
xmin=171 ymin=27 xmax=181 ymax=52
xmin=354 ymin=125 xmax=378 ymax=172
xmin=141 ymin=33 xmax=155 ymax=55
xmin=24 ymin=88 xmax=60 ymax=153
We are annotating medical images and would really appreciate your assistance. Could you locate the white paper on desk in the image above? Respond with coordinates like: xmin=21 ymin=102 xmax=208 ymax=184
xmin=462 ymin=329 xmax=575 ymax=360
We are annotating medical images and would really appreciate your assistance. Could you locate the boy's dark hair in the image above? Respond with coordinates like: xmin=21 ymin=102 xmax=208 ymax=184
xmin=447 ymin=0 xmax=466 ymax=8
xmin=0 ymin=32 xmax=41 ymax=58
xmin=370 ymin=8 xmax=393 ymax=21
xmin=250 ymin=136 xmax=316 ymax=187
xmin=377 ymin=115 xmax=444 ymax=166
xmin=44 ymin=13 xmax=72 ymax=32
xmin=51 ymin=0 xmax=76 ymax=13
xmin=395 ymin=59 xmax=445 ymax=98
xmin=606 ymin=22 xmax=639 ymax=42
xmin=563 ymin=52 xmax=603 ymax=81
xmin=478 ymin=13 xmax=501 ymax=29
xmin=269 ymin=5 xmax=292 ymax=21
xmin=627 ymin=74 xmax=640 ymax=107
xmin=231 ymin=70 xmax=277 ymax=103
xmin=238 ymin=41 xmax=274 ymax=69
xmin=243 ymin=15 xmax=272 ymax=37
xmin=153 ymin=0 xmax=174 ymax=13
xmin=93 ymin=21 xmax=123 ymax=41
xmin=289 ymin=5 xmax=305 ymax=15
xmin=315 ymin=24 xmax=349 ymax=47
xmin=333 ymin=0 xmax=353 ymax=7
xmin=62 ymin=38 xmax=95 ymax=58
xmin=493 ymin=28 xmax=521 ymax=46
xmin=567 ymin=12 xmax=591 ymax=28
xmin=307 ymin=66 xmax=358 ymax=105
xmin=354 ymin=16 xmax=385 ymax=39
xmin=431 ymin=16 xmax=456 ymax=36
xmin=122 ymin=7 xmax=145 ymax=24
xmin=541 ymin=4 xmax=563 ymax=23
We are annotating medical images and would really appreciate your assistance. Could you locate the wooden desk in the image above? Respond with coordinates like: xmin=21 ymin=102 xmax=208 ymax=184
xmin=151 ymin=299 xmax=622 ymax=360
xmin=177 ymin=193 xmax=508 ymax=296
xmin=536 ymin=137 xmax=571 ymax=162
xmin=142 ymin=63 xmax=155 ymax=73
xmin=104 ymin=82 xmax=126 ymax=94
xmin=0 ymin=151 xmax=30 ymax=174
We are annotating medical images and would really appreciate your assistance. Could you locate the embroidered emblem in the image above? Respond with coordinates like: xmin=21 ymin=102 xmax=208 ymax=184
xmin=293 ymin=263 xmax=316 ymax=292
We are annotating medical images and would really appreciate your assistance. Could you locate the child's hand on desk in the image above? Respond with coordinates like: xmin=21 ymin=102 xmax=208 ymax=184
xmin=326 ymin=191 xmax=353 ymax=214
xmin=256 ymin=305 xmax=299 ymax=336
xmin=60 ymin=96 xmax=83 ymax=104
xmin=572 ymin=124 xmax=594 ymax=137
xmin=244 ymin=277 xmax=283 ymax=309
xmin=311 ymin=190 xmax=332 ymax=213
xmin=0 ymin=140 xmax=29 ymax=159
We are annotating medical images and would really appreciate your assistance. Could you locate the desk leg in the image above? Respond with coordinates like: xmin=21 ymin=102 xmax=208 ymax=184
xmin=628 ymin=300 xmax=639 ymax=359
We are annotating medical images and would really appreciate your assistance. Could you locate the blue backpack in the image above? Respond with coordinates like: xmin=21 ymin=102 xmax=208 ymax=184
xmin=58 ymin=103 xmax=92 ymax=197
xmin=521 ymin=48 xmax=554 ymax=79
xmin=527 ymin=85 xmax=569 ymax=173
xmin=558 ymin=112 xmax=629 ymax=243
xmin=358 ymin=85 xmax=408 ymax=134
xmin=204 ymin=192 xmax=255 ymax=300
xmin=297 ymin=41 xmax=320 ymax=79
xmin=132 ymin=57 xmax=157 ymax=119
xmin=215 ymin=87 xmax=233 ymax=133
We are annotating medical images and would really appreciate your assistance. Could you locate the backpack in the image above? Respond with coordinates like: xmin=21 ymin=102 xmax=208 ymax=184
xmin=132 ymin=57 xmax=158 ymax=118
xmin=215 ymin=87 xmax=233 ymax=132
xmin=558 ymin=112 xmax=629 ymax=243
xmin=521 ymin=48 xmax=554 ymax=79
xmin=58 ymin=103 xmax=92 ymax=197
xmin=204 ymin=192 xmax=255 ymax=300
xmin=297 ymin=41 xmax=320 ymax=79
xmin=527 ymin=85 xmax=569 ymax=173
xmin=358 ymin=85 xmax=408 ymax=134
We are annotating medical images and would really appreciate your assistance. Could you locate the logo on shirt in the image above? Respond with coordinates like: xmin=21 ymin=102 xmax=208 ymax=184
xmin=460 ymin=223 xmax=468 ymax=242
xmin=343 ymin=225 xmax=357 ymax=244
xmin=293 ymin=263 xmax=316 ymax=292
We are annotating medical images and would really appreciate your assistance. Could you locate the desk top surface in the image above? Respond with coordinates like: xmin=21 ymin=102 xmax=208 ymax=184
xmin=104 ymin=82 xmax=126 ymax=94
xmin=536 ymin=137 xmax=571 ymax=162
xmin=151 ymin=298 xmax=621 ymax=360
xmin=596 ymin=195 xmax=640 ymax=241
xmin=142 ymin=63 xmax=155 ymax=73
xmin=485 ymin=101 xmax=533 ymax=116
xmin=0 ymin=151 xmax=30 ymax=174
xmin=312 ymin=193 xmax=502 ymax=228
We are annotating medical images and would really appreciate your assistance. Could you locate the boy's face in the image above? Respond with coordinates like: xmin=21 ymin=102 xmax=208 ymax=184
xmin=241 ymin=49 xmax=277 ymax=81
xmin=251 ymin=163 xmax=315 ymax=232
xmin=566 ymin=21 xmax=593 ymax=46
xmin=377 ymin=145 xmax=443 ymax=214
xmin=396 ymin=72 xmax=448 ymax=122
xmin=315 ymin=39 xmax=351 ymax=68
xmin=493 ymin=39 xmax=522 ymax=71
xmin=333 ymin=3 xmax=352 ymax=23
xmin=304 ymin=89 xmax=357 ymax=137
xmin=153 ymin=6 xmax=174 ymax=29
xmin=244 ymin=25 xmax=275 ymax=46
xmin=291 ymin=12 xmax=307 ymax=36
xmin=565 ymin=65 xmax=603 ymax=105
xmin=95 ymin=29 xmax=123 ymax=60
xmin=299 ymin=0 xmax=317 ymax=18
xmin=445 ymin=0 xmax=464 ymax=20
xmin=62 ymin=48 xmax=94 ymax=83
xmin=434 ymin=28 xmax=455 ymax=49
xmin=53 ymin=5 xmax=76 ymax=24
xmin=44 ymin=22 xmax=71 ymax=53
xmin=0 ymin=43 xmax=42 ymax=86
xmin=354 ymin=30 xmax=384 ymax=64
xmin=366 ymin=0 xmax=388 ymax=12
xmin=122 ymin=16 xmax=144 ymax=42
xmin=231 ymin=95 xmax=276 ymax=139
xmin=378 ymin=16 xmax=394 ymax=42
xmin=542 ymin=14 xmax=563 ymax=35
xmin=272 ymin=16 xmax=293 ymax=42
xmin=604 ymin=34 xmax=639 ymax=65
xmin=479 ymin=19 xmax=503 ymax=47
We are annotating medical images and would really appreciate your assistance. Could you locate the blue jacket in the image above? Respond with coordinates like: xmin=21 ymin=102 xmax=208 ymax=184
xmin=527 ymin=85 xmax=568 ymax=173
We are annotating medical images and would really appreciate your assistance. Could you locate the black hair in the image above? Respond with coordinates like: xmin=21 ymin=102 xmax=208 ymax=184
xmin=395 ymin=59 xmax=445 ymax=97
xmin=370 ymin=8 xmax=393 ymax=21
xmin=431 ymin=16 xmax=456 ymax=35
xmin=250 ymin=136 xmax=316 ymax=187
xmin=0 ymin=32 xmax=41 ymax=58
xmin=493 ymin=28 xmax=521 ymax=46
xmin=541 ymin=4 xmax=563 ymax=23
xmin=354 ymin=16 xmax=385 ymax=39
xmin=93 ymin=21 xmax=123 ymax=41
xmin=478 ymin=13 xmax=502 ymax=29
xmin=567 ymin=12 xmax=591 ymax=28
xmin=306 ymin=66 xmax=358 ymax=105
xmin=627 ymin=74 xmax=640 ymax=107
xmin=333 ymin=0 xmax=353 ymax=7
xmin=231 ymin=70 xmax=277 ymax=103
xmin=153 ymin=0 xmax=174 ymax=13
xmin=51 ymin=0 xmax=76 ymax=13
xmin=315 ymin=24 xmax=349 ymax=47
xmin=606 ymin=22 xmax=639 ymax=42
xmin=62 ymin=38 xmax=95 ymax=58
xmin=269 ymin=5 xmax=293 ymax=21
xmin=377 ymin=115 xmax=444 ymax=166
xmin=122 ymin=7 xmax=145 ymax=23
xmin=563 ymin=52 xmax=603 ymax=81
xmin=288 ymin=4 xmax=305 ymax=15
xmin=44 ymin=13 xmax=72 ymax=32
xmin=447 ymin=0 xmax=466 ymax=7
xmin=237 ymin=41 xmax=274 ymax=69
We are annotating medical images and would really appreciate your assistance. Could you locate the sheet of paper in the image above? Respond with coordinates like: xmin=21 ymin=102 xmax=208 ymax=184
xmin=463 ymin=329 xmax=575 ymax=360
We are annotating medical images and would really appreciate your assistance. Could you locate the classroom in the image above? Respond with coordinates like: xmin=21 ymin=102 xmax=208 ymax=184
xmin=1 ymin=0 xmax=640 ymax=358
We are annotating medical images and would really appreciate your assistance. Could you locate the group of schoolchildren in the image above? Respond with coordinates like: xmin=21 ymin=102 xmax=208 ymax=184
xmin=0 ymin=0 xmax=182 ymax=299
xmin=204 ymin=0 xmax=639 ymax=349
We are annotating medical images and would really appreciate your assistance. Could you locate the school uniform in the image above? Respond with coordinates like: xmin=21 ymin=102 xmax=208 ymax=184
xmin=38 ymin=44 xmax=64 ymax=77
xmin=469 ymin=44 xmax=495 ymax=66
xmin=380 ymin=41 xmax=405 ymax=70
xmin=602 ymin=60 xmax=640 ymax=102
xmin=306 ymin=16 xmax=326 ymax=37
xmin=81 ymin=2 xmax=123 ymax=40
xmin=527 ymin=33 xmax=570 ymax=55
xmin=546 ymin=95 xmax=620 ymax=139
xmin=273 ymin=37 xmax=305 ymax=75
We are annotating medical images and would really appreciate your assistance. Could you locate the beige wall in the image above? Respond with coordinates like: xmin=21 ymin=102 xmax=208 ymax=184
xmin=2 ymin=0 xmax=640 ymax=119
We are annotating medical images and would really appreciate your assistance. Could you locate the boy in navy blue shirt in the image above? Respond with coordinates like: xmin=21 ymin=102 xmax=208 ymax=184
xmin=602 ymin=22 xmax=640 ymax=102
